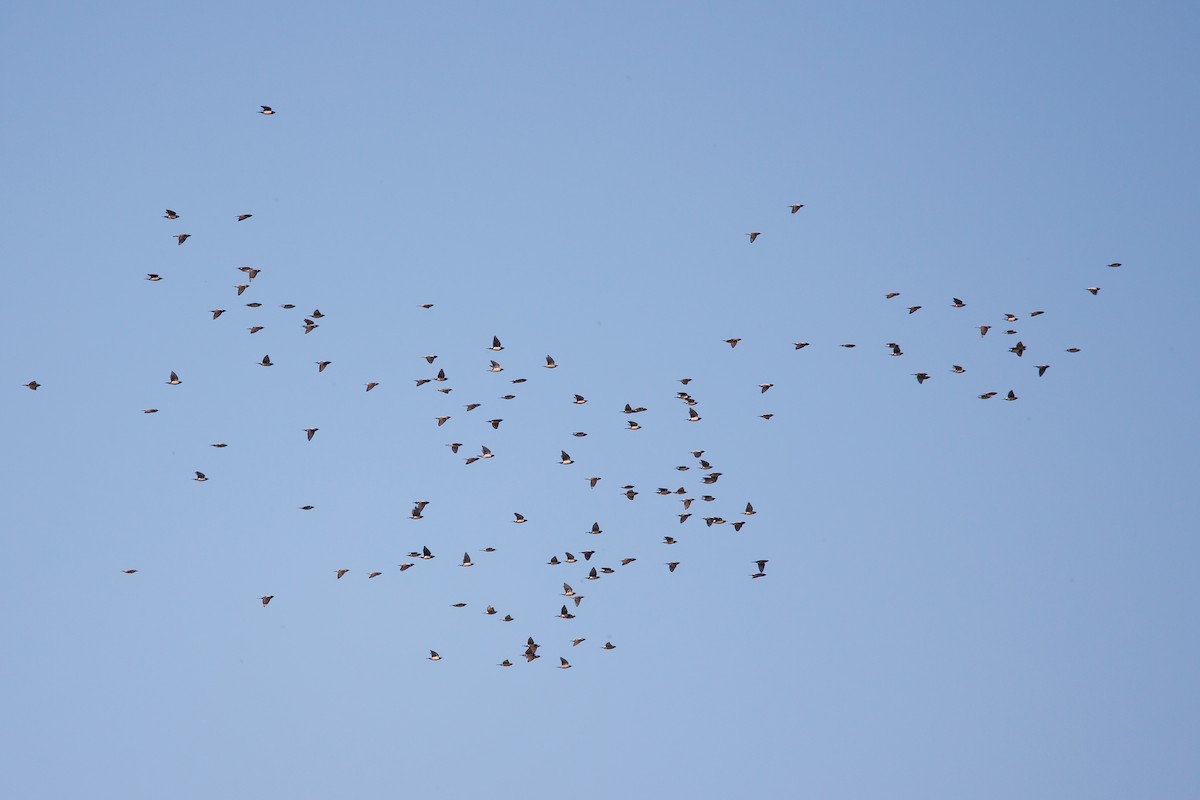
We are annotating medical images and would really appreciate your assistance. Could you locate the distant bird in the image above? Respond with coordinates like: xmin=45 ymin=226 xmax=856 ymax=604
xmin=754 ymin=559 xmax=769 ymax=573
xmin=1065 ymin=347 xmax=1081 ymax=353
xmin=558 ymin=657 xmax=572 ymax=669
xmin=1004 ymin=314 xmax=1019 ymax=322
xmin=304 ymin=428 xmax=318 ymax=441
xmin=365 ymin=382 xmax=379 ymax=392
xmin=367 ymin=571 xmax=382 ymax=579
xmin=794 ymin=342 xmax=810 ymax=349
xmin=427 ymin=651 xmax=441 ymax=661
xmin=573 ymin=394 xmax=587 ymax=404
xmin=759 ymin=383 xmax=773 ymax=393
xmin=664 ymin=536 xmax=677 ymax=545
xmin=789 ymin=204 xmax=804 ymax=213
xmin=620 ymin=558 xmax=637 ymax=566
xmin=398 ymin=563 xmax=414 ymax=571
xmin=336 ymin=569 xmax=349 ymax=579
xmin=560 ymin=451 xmax=574 ymax=465
xmin=175 ymin=233 xmax=190 ymax=245
xmin=952 ymin=298 xmax=966 ymax=308
xmin=587 ymin=477 xmax=601 ymax=489
xmin=488 ymin=419 xmax=503 ymax=429
xmin=315 ymin=361 xmax=331 ymax=373
xmin=667 ymin=562 xmax=680 ymax=572
xmin=557 ymin=605 xmax=575 ymax=619
xmin=513 ymin=513 xmax=527 ymax=524
xmin=1030 ymin=310 xmax=1045 ymax=317
xmin=246 ymin=302 xmax=263 ymax=308
xmin=746 ymin=232 xmax=760 ymax=243
xmin=26 ymin=380 xmax=41 ymax=391
xmin=303 ymin=319 xmax=318 ymax=334
xmin=489 ymin=336 xmax=504 ymax=351
xmin=678 ymin=377 xmax=693 ymax=385
xmin=687 ymin=408 xmax=702 ymax=422
xmin=623 ymin=404 xmax=647 ymax=414
xmin=420 ymin=546 xmax=435 ymax=560
xmin=480 ymin=445 xmax=494 ymax=458
xmin=581 ymin=551 xmax=595 ymax=561
xmin=544 ymin=355 xmax=557 ymax=369
xmin=724 ymin=338 xmax=741 ymax=348
xmin=1005 ymin=390 xmax=1018 ymax=401
xmin=885 ymin=292 xmax=900 ymax=299
xmin=211 ymin=309 xmax=225 ymax=320
xmin=260 ymin=106 xmax=275 ymax=115
xmin=602 ymin=642 xmax=616 ymax=650
xmin=447 ymin=442 xmax=462 ymax=453
xmin=419 ymin=303 xmax=434 ymax=309
xmin=237 ymin=214 xmax=253 ymax=221
xmin=146 ymin=274 xmax=162 ymax=281
xmin=164 ymin=209 xmax=179 ymax=219
xmin=1087 ymin=287 xmax=1100 ymax=295
xmin=913 ymin=372 xmax=930 ymax=384
xmin=978 ymin=326 xmax=991 ymax=337
xmin=300 ymin=505 xmax=314 ymax=511
xmin=572 ymin=637 xmax=586 ymax=646
xmin=978 ymin=392 xmax=998 ymax=400
xmin=588 ymin=521 xmax=603 ymax=536
xmin=234 ymin=284 xmax=249 ymax=295
xmin=586 ymin=567 xmax=600 ymax=581
xmin=840 ymin=344 xmax=856 ymax=348
xmin=460 ymin=552 xmax=473 ymax=567
xmin=238 ymin=267 xmax=261 ymax=280
xmin=951 ymin=365 xmax=965 ymax=374
xmin=465 ymin=403 xmax=480 ymax=412
xmin=248 ymin=326 xmax=264 ymax=334
xmin=143 ymin=409 xmax=158 ymax=414
xmin=435 ymin=369 xmax=447 ymax=382
xmin=907 ymin=306 xmax=922 ymax=314
xmin=1036 ymin=364 xmax=1050 ymax=377
xmin=1107 ymin=263 xmax=1121 ymax=268
xmin=488 ymin=360 xmax=503 ymax=373
xmin=760 ymin=414 xmax=774 ymax=420
xmin=626 ymin=420 xmax=641 ymax=431
xmin=1009 ymin=341 xmax=1026 ymax=357
xmin=499 ymin=659 xmax=513 ymax=667
xmin=259 ymin=355 xmax=273 ymax=367
xmin=436 ymin=416 xmax=450 ymax=427
xmin=166 ymin=371 xmax=182 ymax=386
xmin=261 ymin=595 xmax=273 ymax=606
xmin=744 ymin=503 xmax=757 ymax=516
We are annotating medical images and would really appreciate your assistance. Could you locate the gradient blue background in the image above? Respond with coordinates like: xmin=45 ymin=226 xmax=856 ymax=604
xmin=3 ymin=2 xmax=1198 ymax=797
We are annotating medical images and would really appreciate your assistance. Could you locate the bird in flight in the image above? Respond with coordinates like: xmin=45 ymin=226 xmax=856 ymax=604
xmin=560 ymin=451 xmax=574 ymax=465
xmin=194 ymin=471 xmax=208 ymax=482
xmin=261 ymin=595 xmax=274 ymax=606
xmin=427 ymin=650 xmax=441 ymax=661
xmin=490 ymin=336 xmax=504 ymax=351
xmin=1036 ymin=364 xmax=1050 ymax=377
xmin=746 ymin=232 xmax=760 ymax=243
xmin=237 ymin=214 xmax=253 ymax=221
xmin=259 ymin=355 xmax=273 ymax=367
xmin=789 ymin=204 xmax=804 ymax=213
xmin=304 ymin=428 xmax=318 ymax=441
xmin=260 ymin=106 xmax=275 ymax=115
xmin=167 ymin=371 xmax=182 ymax=386
xmin=164 ymin=209 xmax=179 ymax=219
xmin=544 ymin=355 xmax=557 ymax=369
xmin=175 ymin=233 xmax=190 ymax=245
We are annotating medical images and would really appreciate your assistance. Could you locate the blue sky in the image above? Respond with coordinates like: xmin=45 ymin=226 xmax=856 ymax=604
xmin=3 ymin=2 xmax=1198 ymax=797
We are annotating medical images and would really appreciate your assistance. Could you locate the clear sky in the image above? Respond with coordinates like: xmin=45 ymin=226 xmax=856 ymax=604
xmin=3 ymin=2 xmax=1198 ymax=798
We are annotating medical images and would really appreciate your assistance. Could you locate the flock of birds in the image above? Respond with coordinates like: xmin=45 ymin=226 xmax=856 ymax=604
xmin=20 ymin=105 xmax=1128 ymax=669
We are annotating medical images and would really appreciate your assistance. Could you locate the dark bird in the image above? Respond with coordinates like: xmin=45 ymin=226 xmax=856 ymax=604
xmin=572 ymin=638 xmax=586 ymax=647
xmin=977 ymin=325 xmax=991 ymax=337
xmin=175 ymin=233 xmax=190 ymax=245
xmin=235 ymin=284 xmax=249 ymax=295
xmin=211 ymin=309 xmax=225 ymax=320
xmin=1066 ymin=347 xmax=1081 ymax=353
xmin=1005 ymin=390 xmax=1018 ymax=401
xmin=620 ymin=558 xmax=637 ymax=566
xmin=1087 ymin=287 xmax=1101 ymax=295
xmin=557 ymin=605 xmax=575 ymax=620
xmin=300 ymin=505 xmax=314 ymax=511
xmin=978 ymin=392 xmax=998 ymax=400
xmin=589 ymin=522 xmax=603 ymax=535
xmin=248 ymin=326 xmax=264 ymax=334
xmin=367 ymin=571 xmax=382 ymax=579
xmin=315 ymin=361 xmax=331 ymax=373
xmin=365 ymin=382 xmax=379 ymax=392
xmin=724 ymin=338 xmax=741 ymax=348
xmin=465 ymin=403 xmax=480 ymax=412
xmin=687 ymin=408 xmax=702 ymax=422
xmin=744 ymin=503 xmax=757 ymax=516
xmin=587 ymin=477 xmax=601 ymax=489
xmin=626 ymin=421 xmax=641 ymax=431
xmin=499 ymin=659 xmax=513 ymax=667
xmin=435 ymin=416 xmax=450 ymax=427
xmin=908 ymin=306 xmax=922 ymax=314
xmin=259 ymin=355 xmax=273 ymax=367
xmin=1036 ymin=364 xmax=1050 ymax=377
xmin=246 ymin=302 xmax=263 ymax=308
xmin=664 ymin=536 xmax=677 ymax=545
xmin=460 ymin=552 xmax=473 ymax=567
xmin=952 ymin=298 xmax=966 ymax=308
xmin=194 ymin=471 xmax=207 ymax=482
xmin=885 ymin=292 xmax=900 ymax=299
xmin=667 ymin=562 xmax=680 ymax=572
xmin=754 ymin=559 xmax=768 ymax=573
xmin=146 ymin=274 xmax=162 ymax=281
xmin=746 ymin=232 xmax=760 ymax=243
xmin=623 ymin=404 xmax=647 ymax=414
xmin=789 ymin=204 xmax=804 ymax=213
xmin=1030 ymin=310 xmax=1045 ymax=317
xmin=582 ymin=551 xmax=595 ymax=561
xmin=951 ymin=365 xmax=965 ymax=374
xmin=1107 ymin=263 xmax=1121 ymax=268
xmin=398 ymin=563 xmax=414 ymax=571
xmin=573 ymin=394 xmax=587 ymax=404
xmin=237 ymin=214 xmax=253 ymax=221
xmin=794 ymin=342 xmax=810 ymax=350
xmin=435 ymin=369 xmax=447 ymax=382
xmin=488 ymin=419 xmax=503 ymax=429
xmin=419 ymin=303 xmax=434 ymax=309
xmin=678 ymin=377 xmax=693 ymax=385
xmin=121 ymin=569 xmax=138 ymax=574
xmin=420 ymin=546 xmax=435 ymax=560
xmin=602 ymin=642 xmax=616 ymax=650
xmin=480 ymin=445 xmax=494 ymax=458
xmin=260 ymin=106 xmax=275 ymax=115
xmin=143 ymin=409 xmax=159 ymax=414
xmin=840 ymin=343 xmax=857 ymax=348
xmin=427 ymin=650 xmax=441 ymax=661
xmin=544 ymin=355 xmax=557 ymax=369
xmin=238 ymin=267 xmax=261 ymax=280
xmin=558 ymin=657 xmax=572 ymax=669
xmin=302 ymin=319 xmax=318 ymax=334
xmin=560 ymin=451 xmax=574 ymax=465
xmin=261 ymin=595 xmax=273 ymax=606
xmin=490 ymin=336 xmax=504 ymax=351
xmin=513 ymin=513 xmax=527 ymax=524
xmin=759 ymin=383 xmax=773 ymax=393
xmin=586 ymin=567 xmax=600 ymax=581
xmin=164 ymin=209 xmax=179 ymax=219
xmin=304 ymin=428 xmax=318 ymax=441
xmin=1004 ymin=314 xmax=1019 ymax=322
xmin=24 ymin=380 xmax=40 ymax=391
xmin=336 ymin=569 xmax=349 ymax=579
xmin=166 ymin=371 xmax=182 ymax=386
xmin=1009 ymin=341 xmax=1026 ymax=357
xmin=488 ymin=360 xmax=503 ymax=373
xmin=913 ymin=372 xmax=930 ymax=384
